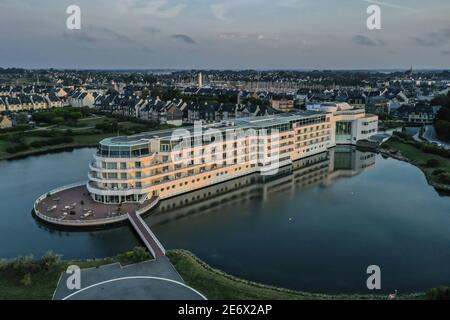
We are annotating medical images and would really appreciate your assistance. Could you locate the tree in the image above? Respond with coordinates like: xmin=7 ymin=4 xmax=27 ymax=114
xmin=426 ymin=286 xmax=450 ymax=300
xmin=21 ymin=273 xmax=32 ymax=287
xmin=52 ymin=116 xmax=64 ymax=125
xmin=40 ymin=251 xmax=61 ymax=270
xmin=426 ymin=159 xmax=440 ymax=168
xmin=433 ymin=92 xmax=450 ymax=141
xmin=16 ymin=113 xmax=29 ymax=125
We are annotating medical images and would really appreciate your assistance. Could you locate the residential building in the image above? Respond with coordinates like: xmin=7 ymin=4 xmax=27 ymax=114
xmin=0 ymin=97 xmax=6 ymax=112
xmin=45 ymin=94 xmax=64 ymax=108
xmin=271 ymin=94 xmax=295 ymax=112
xmin=0 ymin=115 xmax=12 ymax=129
xmin=393 ymin=105 xmax=436 ymax=124
xmin=31 ymin=95 xmax=48 ymax=110
xmin=5 ymin=97 xmax=22 ymax=112
xmin=69 ymin=90 xmax=96 ymax=108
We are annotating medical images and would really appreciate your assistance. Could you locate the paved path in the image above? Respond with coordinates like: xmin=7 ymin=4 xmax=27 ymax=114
xmin=53 ymin=257 xmax=205 ymax=300
xmin=128 ymin=212 xmax=166 ymax=258
xmin=412 ymin=130 xmax=422 ymax=143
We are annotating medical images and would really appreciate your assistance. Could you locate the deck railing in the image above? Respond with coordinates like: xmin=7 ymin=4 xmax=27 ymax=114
xmin=34 ymin=182 xmax=160 ymax=227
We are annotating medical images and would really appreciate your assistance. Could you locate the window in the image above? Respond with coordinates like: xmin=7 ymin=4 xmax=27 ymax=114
xmin=106 ymin=162 xmax=117 ymax=169
xmin=336 ymin=122 xmax=352 ymax=136
xmin=161 ymin=143 xmax=171 ymax=152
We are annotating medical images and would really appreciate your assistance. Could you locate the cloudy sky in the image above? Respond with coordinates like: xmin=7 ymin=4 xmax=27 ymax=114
xmin=0 ymin=0 xmax=449 ymax=69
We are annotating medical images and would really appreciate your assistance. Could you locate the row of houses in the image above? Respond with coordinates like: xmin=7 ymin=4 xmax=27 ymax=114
xmin=0 ymin=85 xmax=69 ymax=98
xmin=0 ymin=94 xmax=63 ymax=112
xmin=68 ymin=90 xmax=99 ymax=108
xmin=0 ymin=85 xmax=108 ymax=112
xmin=295 ymin=86 xmax=447 ymax=123
xmin=92 ymin=93 xmax=278 ymax=126
xmin=182 ymin=101 xmax=275 ymax=124
xmin=391 ymin=105 xmax=441 ymax=124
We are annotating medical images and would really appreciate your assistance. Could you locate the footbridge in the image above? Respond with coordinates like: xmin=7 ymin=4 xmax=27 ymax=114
xmin=128 ymin=210 xmax=166 ymax=259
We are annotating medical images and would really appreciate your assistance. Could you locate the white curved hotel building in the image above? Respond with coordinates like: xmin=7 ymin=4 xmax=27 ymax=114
xmin=87 ymin=104 xmax=378 ymax=204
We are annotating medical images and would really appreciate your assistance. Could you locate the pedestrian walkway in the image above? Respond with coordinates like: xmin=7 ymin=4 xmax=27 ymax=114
xmin=128 ymin=211 xmax=166 ymax=258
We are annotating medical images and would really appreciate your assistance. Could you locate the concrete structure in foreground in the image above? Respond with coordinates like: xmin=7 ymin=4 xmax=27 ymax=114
xmin=88 ymin=105 xmax=378 ymax=204
xmin=53 ymin=257 xmax=205 ymax=300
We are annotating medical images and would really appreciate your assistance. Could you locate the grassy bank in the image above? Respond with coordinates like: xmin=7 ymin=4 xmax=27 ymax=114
xmin=167 ymin=250 xmax=432 ymax=300
xmin=0 ymin=112 xmax=174 ymax=160
xmin=0 ymin=247 xmax=151 ymax=300
xmin=381 ymin=136 xmax=450 ymax=189
xmin=379 ymin=120 xmax=403 ymax=131
xmin=0 ymin=132 xmax=111 ymax=160
xmin=1 ymin=248 xmax=448 ymax=300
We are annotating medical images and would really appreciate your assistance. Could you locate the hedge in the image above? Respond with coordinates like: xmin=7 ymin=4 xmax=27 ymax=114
xmin=29 ymin=137 xmax=74 ymax=148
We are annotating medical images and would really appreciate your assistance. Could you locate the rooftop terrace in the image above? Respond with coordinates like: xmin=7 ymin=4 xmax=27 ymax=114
xmin=100 ymin=110 xmax=327 ymax=147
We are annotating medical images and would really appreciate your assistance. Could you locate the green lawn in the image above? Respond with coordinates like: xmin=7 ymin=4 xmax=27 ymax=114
xmin=0 ymin=248 xmax=150 ymax=300
xmin=382 ymin=138 xmax=450 ymax=185
xmin=57 ymin=116 xmax=107 ymax=129
xmin=0 ymin=257 xmax=116 ymax=300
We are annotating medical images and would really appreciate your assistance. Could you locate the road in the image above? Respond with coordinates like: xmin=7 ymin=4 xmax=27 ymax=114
xmin=423 ymin=125 xmax=450 ymax=150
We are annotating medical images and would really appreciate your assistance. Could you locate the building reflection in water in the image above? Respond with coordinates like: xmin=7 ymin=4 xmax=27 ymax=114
xmin=146 ymin=146 xmax=376 ymax=226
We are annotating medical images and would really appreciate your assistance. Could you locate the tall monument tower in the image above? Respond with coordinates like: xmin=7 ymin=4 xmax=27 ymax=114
xmin=198 ymin=72 xmax=203 ymax=88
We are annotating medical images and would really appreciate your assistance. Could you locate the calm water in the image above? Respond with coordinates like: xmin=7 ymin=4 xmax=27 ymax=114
xmin=0 ymin=147 xmax=449 ymax=294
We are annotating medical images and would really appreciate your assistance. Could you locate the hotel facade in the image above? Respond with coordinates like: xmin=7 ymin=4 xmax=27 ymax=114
xmin=87 ymin=104 xmax=378 ymax=204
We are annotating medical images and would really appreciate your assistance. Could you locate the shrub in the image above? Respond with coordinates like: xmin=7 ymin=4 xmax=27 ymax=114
xmin=31 ymin=107 xmax=90 ymax=125
xmin=25 ymin=130 xmax=57 ymax=138
xmin=432 ymin=169 xmax=445 ymax=176
xmin=420 ymin=143 xmax=450 ymax=159
xmin=29 ymin=137 xmax=74 ymax=148
xmin=6 ymin=142 xmax=29 ymax=154
xmin=425 ymin=286 xmax=450 ymax=300
xmin=2 ymin=255 xmax=41 ymax=273
xmin=21 ymin=273 xmax=32 ymax=287
xmin=5 ymin=134 xmax=24 ymax=143
xmin=393 ymin=131 xmax=413 ymax=141
xmin=95 ymin=120 xmax=119 ymax=133
xmin=117 ymin=247 xmax=151 ymax=264
xmin=434 ymin=120 xmax=450 ymax=142
xmin=52 ymin=116 xmax=65 ymax=125
xmin=40 ymin=251 xmax=61 ymax=271
xmin=437 ymin=173 xmax=450 ymax=185
xmin=426 ymin=159 xmax=440 ymax=168
xmin=0 ymin=124 xmax=31 ymax=134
